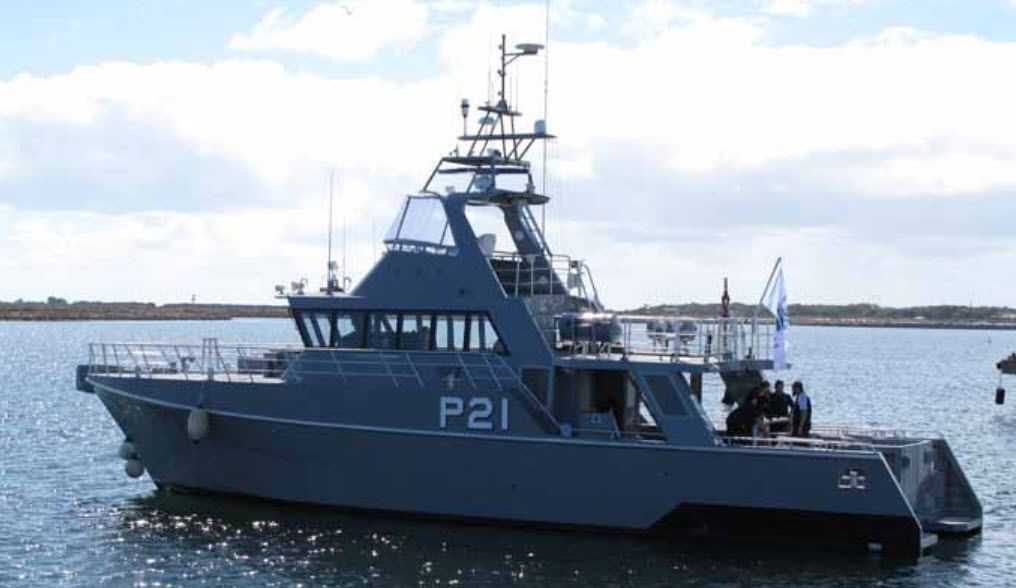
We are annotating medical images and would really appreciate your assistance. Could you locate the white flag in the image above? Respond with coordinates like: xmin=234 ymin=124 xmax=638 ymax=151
xmin=762 ymin=265 xmax=789 ymax=370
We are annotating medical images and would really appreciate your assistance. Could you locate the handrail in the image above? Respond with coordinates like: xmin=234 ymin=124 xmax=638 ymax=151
xmin=722 ymin=435 xmax=877 ymax=453
xmin=85 ymin=343 xmax=519 ymax=389
xmin=811 ymin=424 xmax=943 ymax=441
xmin=556 ymin=315 xmax=776 ymax=363
xmin=84 ymin=341 xmax=562 ymax=432
xmin=489 ymin=251 xmax=596 ymax=301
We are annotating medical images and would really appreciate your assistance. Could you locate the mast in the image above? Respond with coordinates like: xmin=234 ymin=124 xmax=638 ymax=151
xmin=421 ymin=35 xmax=552 ymax=205
xmin=323 ymin=168 xmax=342 ymax=294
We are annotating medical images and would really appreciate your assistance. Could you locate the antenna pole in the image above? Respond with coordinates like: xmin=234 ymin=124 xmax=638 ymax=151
xmin=342 ymin=213 xmax=347 ymax=287
xmin=328 ymin=168 xmax=335 ymax=285
xmin=541 ymin=0 xmax=550 ymax=234
xmin=499 ymin=34 xmax=507 ymax=106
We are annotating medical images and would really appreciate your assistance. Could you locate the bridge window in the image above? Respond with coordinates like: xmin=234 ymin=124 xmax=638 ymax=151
xmin=294 ymin=309 xmax=504 ymax=353
xmin=366 ymin=313 xmax=399 ymax=350
xmin=335 ymin=312 xmax=365 ymax=348
xmin=384 ymin=195 xmax=457 ymax=254
xmin=299 ymin=311 xmax=331 ymax=347
xmin=400 ymin=314 xmax=432 ymax=351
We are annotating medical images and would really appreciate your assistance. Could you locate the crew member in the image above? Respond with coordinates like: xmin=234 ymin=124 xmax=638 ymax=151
xmin=726 ymin=386 xmax=759 ymax=437
xmin=768 ymin=379 xmax=793 ymax=433
xmin=752 ymin=381 xmax=772 ymax=441
xmin=791 ymin=380 xmax=812 ymax=437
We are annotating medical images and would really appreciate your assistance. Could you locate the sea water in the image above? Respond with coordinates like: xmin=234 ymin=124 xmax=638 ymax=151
xmin=1 ymin=319 xmax=1015 ymax=586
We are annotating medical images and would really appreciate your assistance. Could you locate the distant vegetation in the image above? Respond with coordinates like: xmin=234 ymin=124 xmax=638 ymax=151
xmin=624 ymin=302 xmax=1016 ymax=328
xmin=0 ymin=299 xmax=288 ymax=321
xmin=3 ymin=297 xmax=1016 ymax=328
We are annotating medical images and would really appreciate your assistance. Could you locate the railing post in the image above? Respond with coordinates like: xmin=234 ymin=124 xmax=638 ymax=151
xmin=454 ymin=351 xmax=477 ymax=390
xmin=404 ymin=352 xmax=424 ymax=387
xmin=529 ymin=255 xmax=535 ymax=296
xmin=514 ymin=258 xmax=521 ymax=297
xmin=175 ymin=345 xmax=190 ymax=382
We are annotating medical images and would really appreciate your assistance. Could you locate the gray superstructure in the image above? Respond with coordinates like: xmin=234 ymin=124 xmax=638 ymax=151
xmin=76 ymin=36 xmax=981 ymax=557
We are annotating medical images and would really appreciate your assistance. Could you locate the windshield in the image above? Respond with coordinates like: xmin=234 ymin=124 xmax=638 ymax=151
xmin=384 ymin=195 xmax=457 ymax=253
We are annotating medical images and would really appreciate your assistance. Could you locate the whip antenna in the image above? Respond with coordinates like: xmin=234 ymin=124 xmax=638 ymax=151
xmin=541 ymin=0 xmax=550 ymax=233
xmin=325 ymin=168 xmax=341 ymax=293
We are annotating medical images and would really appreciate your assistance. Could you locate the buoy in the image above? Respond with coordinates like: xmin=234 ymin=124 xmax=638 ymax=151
xmin=118 ymin=440 xmax=137 ymax=460
xmin=997 ymin=387 xmax=1006 ymax=405
xmin=187 ymin=407 xmax=209 ymax=441
xmin=124 ymin=458 xmax=145 ymax=478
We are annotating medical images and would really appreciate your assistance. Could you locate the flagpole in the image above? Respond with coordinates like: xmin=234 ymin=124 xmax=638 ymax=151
xmin=754 ymin=257 xmax=783 ymax=320
xmin=751 ymin=257 xmax=782 ymax=357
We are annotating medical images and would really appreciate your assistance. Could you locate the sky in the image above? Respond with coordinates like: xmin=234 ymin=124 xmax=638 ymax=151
xmin=2 ymin=0 xmax=1016 ymax=308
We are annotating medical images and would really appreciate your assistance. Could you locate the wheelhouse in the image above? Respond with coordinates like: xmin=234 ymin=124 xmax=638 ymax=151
xmin=291 ymin=308 xmax=506 ymax=354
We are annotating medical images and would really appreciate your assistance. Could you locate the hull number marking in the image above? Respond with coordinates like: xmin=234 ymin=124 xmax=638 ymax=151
xmin=440 ymin=396 xmax=509 ymax=431
xmin=838 ymin=468 xmax=867 ymax=490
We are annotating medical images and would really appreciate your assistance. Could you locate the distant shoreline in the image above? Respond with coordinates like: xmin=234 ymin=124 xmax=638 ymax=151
xmin=792 ymin=318 xmax=1016 ymax=331
xmin=3 ymin=301 xmax=1016 ymax=331
xmin=0 ymin=302 xmax=289 ymax=322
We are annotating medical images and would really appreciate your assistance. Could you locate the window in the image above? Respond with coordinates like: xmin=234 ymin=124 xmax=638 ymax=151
xmin=294 ymin=310 xmax=365 ymax=348
xmin=434 ymin=315 xmax=451 ymax=350
xmin=300 ymin=311 xmax=330 ymax=347
xmin=467 ymin=315 xmax=482 ymax=351
xmin=383 ymin=195 xmax=457 ymax=252
xmin=335 ymin=312 xmax=365 ymax=348
xmin=366 ymin=313 xmax=399 ymax=350
xmin=294 ymin=309 xmax=505 ymax=354
xmin=400 ymin=314 xmax=431 ymax=350
xmin=450 ymin=314 xmax=468 ymax=350
xmin=432 ymin=314 xmax=467 ymax=351
xmin=479 ymin=315 xmax=503 ymax=353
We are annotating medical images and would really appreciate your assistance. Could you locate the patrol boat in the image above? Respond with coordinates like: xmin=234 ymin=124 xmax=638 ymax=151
xmin=76 ymin=36 xmax=982 ymax=556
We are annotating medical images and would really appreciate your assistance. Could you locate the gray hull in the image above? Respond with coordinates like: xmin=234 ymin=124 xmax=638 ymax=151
xmin=95 ymin=379 xmax=927 ymax=556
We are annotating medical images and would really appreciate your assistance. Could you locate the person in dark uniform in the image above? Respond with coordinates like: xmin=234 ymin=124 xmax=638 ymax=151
xmin=726 ymin=385 xmax=761 ymax=437
xmin=752 ymin=381 xmax=772 ymax=440
xmin=791 ymin=380 xmax=812 ymax=437
xmin=767 ymin=379 xmax=793 ymax=434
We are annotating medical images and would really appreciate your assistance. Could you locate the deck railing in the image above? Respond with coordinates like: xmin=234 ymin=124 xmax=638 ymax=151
xmin=720 ymin=425 xmax=943 ymax=454
xmin=488 ymin=251 xmax=601 ymax=307
xmin=721 ymin=434 xmax=877 ymax=453
xmin=85 ymin=340 xmax=562 ymax=432
xmin=86 ymin=341 xmax=523 ymax=391
xmin=84 ymin=343 xmax=552 ymax=402
xmin=556 ymin=315 xmax=775 ymax=363
xmin=811 ymin=425 xmax=943 ymax=442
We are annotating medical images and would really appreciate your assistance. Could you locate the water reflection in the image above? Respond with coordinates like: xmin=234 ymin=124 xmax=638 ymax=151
xmin=96 ymin=489 xmax=961 ymax=587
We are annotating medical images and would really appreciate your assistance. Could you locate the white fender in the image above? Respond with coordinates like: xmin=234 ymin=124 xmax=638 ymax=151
xmin=124 ymin=458 xmax=145 ymax=478
xmin=187 ymin=408 xmax=209 ymax=441
xmin=118 ymin=440 xmax=137 ymax=460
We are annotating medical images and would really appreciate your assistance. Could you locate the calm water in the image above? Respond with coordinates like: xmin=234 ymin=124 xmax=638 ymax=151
xmin=2 ymin=319 xmax=1016 ymax=586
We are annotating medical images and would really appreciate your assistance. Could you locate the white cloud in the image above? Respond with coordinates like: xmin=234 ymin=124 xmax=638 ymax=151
xmin=3 ymin=2 xmax=1016 ymax=306
xmin=0 ymin=59 xmax=460 ymax=195
xmin=764 ymin=0 xmax=884 ymax=18
xmin=228 ymin=0 xmax=431 ymax=61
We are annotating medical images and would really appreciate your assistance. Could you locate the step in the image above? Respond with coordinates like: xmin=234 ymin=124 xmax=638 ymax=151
xmin=926 ymin=516 xmax=982 ymax=535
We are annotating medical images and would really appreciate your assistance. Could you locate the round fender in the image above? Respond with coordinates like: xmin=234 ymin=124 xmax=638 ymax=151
xmin=118 ymin=440 xmax=137 ymax=460
xmin=187 ymin=408 xmax=210 ymax=441
xmin=124 ymin=458 xmax=145 ymax=479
